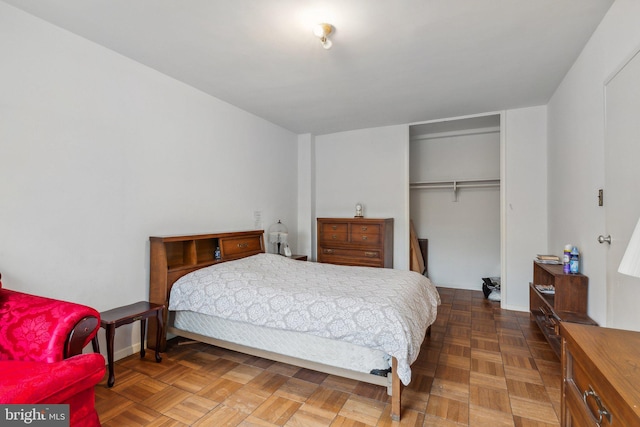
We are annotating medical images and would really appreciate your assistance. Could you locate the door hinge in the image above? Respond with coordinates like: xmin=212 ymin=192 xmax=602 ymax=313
xmin=598 ymin=189 xmax=604 ymax=207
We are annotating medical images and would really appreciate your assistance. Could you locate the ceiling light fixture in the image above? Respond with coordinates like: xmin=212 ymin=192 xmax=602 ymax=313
xmin=313 ymin=23 xmax=333 ymax=50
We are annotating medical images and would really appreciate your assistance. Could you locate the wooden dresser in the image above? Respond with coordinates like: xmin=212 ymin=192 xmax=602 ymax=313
xmin=529 ymin=261 xmax=596 ymax=357
xmin=560 ymin=322 xmax=640 ymax=426
xmin=317 ymin=218 xmax=393 ymax=268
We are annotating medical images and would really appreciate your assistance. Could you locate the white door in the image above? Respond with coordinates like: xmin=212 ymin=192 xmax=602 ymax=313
xmin=604 ymin=48 xmax=640 ymax=330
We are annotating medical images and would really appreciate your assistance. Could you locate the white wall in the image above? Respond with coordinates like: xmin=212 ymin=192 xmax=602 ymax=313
xmin=0 ymin=3 xmax=298 ymax=359
xmin=547 ymin=0 xmax=640 ymax=326
xmin=503 ymin=106 xmax=548 ymax=311
xmin=314 ymin=125 xmax=410 ymax=269
xmin=410 ymin=125 xmax=501 ymax=289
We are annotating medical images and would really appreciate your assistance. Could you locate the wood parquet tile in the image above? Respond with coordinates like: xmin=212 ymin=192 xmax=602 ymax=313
xmin=94 ymin=288 xmax=561 ymax=426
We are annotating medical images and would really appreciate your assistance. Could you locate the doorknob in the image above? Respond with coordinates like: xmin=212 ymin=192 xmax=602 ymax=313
xmin=598 ymin=235 xmax=611 ymax=244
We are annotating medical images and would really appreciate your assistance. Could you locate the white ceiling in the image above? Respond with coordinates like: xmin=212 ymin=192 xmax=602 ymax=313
xmin=3 ymin=0 xmax=614 ymax=135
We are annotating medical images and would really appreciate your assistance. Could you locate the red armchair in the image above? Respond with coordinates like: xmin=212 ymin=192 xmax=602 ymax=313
xmin=0 ymin=275 xmax=105 ymax=427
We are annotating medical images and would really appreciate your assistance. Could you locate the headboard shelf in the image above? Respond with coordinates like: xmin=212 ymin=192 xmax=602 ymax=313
xmin=167 ymin=261 xmax=223 ymax=273
xmin=148 ymin=229 xmax=265 ymax=350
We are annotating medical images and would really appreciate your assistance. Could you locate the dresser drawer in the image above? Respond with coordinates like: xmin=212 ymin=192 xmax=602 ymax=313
xmin=319 ymin=222 xmax=349 ymax=243
xmin=350 ymin=224 xmax=382 ymax=245
xmin=560 ymin=323 xmax=640 ymax=427
xmin=565 ymin=352 xmax=613 ymax=426
xmin=351 ymin=223 xmax=381 ymax=235
xmin=318 ymin=246 xmax=382 ymax=267
xmin=565 ymin=378 xmax=610 ymax=426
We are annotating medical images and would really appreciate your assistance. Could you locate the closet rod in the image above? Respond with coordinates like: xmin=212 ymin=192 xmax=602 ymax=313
xmin=411 ymin=127 xmax=500 ymax=142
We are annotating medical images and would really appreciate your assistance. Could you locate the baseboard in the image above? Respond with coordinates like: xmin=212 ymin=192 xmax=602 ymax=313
xmin=501 ymin=303 xmax=528 ymax=312
xmin=99 ymin=332 xmax=176 ymax=363
xmin=90 ymin=342 xmax=154 ymax=367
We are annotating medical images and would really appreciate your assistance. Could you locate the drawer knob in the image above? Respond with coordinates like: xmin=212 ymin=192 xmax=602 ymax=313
xmin=331 ymin=225 xmax=337 ymax=230
xmin=361 ymin=235 xmax=368 ymax=240
xmin=361 ymin=226 xmax=368 ymax=231
xmin=237 ymin=243 xmax=248 ymax=248
xmin=324 ymin=249 xmax=334 ymax=254
xmin=583 ymin=385 xmax=611 ymax=426
xmin=364 ymin=252 xmax=377 ymax=257
xmin=332 ymin=234 xmax=338 ymax=239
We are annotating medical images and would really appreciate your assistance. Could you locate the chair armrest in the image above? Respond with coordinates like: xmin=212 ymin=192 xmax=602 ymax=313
xmin=0 ymin=353 xmax=106 ymax=404
xmin=66 ymin=315 xmax=100 ymax=358
xmin=0 ymin=289 xmax=100 ymax=363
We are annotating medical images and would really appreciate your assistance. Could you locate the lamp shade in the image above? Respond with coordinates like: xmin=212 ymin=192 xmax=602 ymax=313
xmin=618 ymin=217 xmax=640 ymax=278
xmin=268 ymin=220 xmax=288 ymax=243
xmin=268 ymin=220 xmax=288 ymax=255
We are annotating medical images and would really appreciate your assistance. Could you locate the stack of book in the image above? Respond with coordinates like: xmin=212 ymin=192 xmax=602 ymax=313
xmin=535 ymin=284 xmax=555 ymax=294
xmin=536 ymin=254 xmax=561 ymax=264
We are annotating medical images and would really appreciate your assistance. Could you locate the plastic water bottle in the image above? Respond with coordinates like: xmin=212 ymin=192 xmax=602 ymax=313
xmin=569 ymin=247 xmax=579 ymax=274
xmin=563 ymin=244 xmax=572 ymax=274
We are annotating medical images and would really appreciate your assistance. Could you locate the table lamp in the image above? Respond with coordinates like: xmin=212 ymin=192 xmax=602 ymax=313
xmin=269 ymin=220 xmax=288 ymax=255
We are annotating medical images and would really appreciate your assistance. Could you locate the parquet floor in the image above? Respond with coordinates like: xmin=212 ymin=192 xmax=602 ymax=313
xmin=94 ymin=288 xmax=562 ymax=426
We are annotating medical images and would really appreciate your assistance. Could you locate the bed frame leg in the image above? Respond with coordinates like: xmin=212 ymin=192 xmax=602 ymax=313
xmin=391 ymin=357 xmax=402 ymax=421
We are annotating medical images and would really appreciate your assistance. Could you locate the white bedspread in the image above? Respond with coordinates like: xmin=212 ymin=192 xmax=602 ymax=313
xmin=169 ymin=253 xmax=440 ymax=385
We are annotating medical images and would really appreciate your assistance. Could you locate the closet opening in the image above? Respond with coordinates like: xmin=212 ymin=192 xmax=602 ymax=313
xmin=409 ymin=114 xmax=501 ymax=295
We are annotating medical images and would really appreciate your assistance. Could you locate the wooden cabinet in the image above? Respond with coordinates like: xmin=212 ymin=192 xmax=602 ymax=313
xmin=529 ymin=262 xmax=596 ymax=357
xmin=317 ymin=218 xmax=393 ymax=268
xmin=148 ymin=230 xmax=264 ymax=350
xmin=560 ymin=322 xmax=640 ymax=426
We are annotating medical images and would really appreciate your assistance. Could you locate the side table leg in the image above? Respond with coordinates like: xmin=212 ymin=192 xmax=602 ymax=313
xmin=140 ymin=318 xmax=146 ymax=358
xmin=91 ymin=336 xmax=100 ymax=354
xmin=155 ymin=308 xmax=163 ymax=362
xmin=105 ymin=324 xmax=115 ymax=388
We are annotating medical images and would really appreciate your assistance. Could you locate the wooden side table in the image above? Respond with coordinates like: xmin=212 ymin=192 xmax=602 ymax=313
xmin=92 ymin=301 xmax=164 ymax=387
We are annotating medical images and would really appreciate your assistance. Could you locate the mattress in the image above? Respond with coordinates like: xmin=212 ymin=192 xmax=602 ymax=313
xmin=169 ymin=253 xmax=440 ymax=385
xmin=173 ymin=310 xmax=391 ymax=374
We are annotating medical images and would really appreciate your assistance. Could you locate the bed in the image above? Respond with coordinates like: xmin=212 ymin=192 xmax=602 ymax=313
xmin=148 ymin=230 xmax=439 ymax=420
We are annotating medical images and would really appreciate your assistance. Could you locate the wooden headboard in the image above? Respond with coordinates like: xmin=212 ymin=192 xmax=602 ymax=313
xmin=147 ymin=230 xmax=265 ymax=351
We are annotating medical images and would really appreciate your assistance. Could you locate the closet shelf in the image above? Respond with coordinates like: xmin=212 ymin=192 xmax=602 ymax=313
xmin=410 ymin=179 xmax=500 ymax=202
xmin=409 ymin=178 xmax=500 ymax=190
